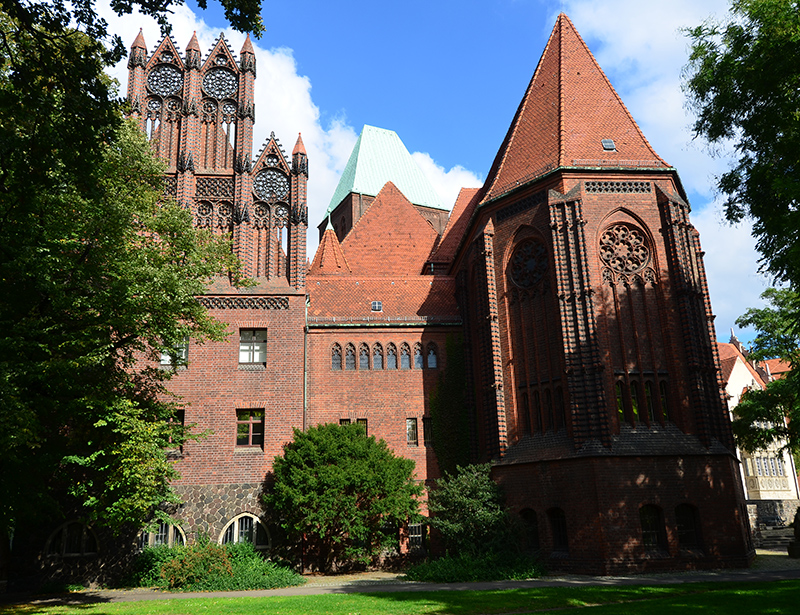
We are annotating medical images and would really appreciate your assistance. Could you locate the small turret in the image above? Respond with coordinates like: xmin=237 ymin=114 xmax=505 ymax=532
xmin=292 ymin=133 xmax=308 ymax=177
xmin=185 ymin=31 xmax=201 ymax=70
xmin=128 ymin=29 xmax=147 ymax=69
xmin=240 ymin=33 xmax=256 ymax=76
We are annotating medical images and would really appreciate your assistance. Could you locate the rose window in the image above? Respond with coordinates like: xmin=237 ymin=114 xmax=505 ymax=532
xmin=599 ymin=224 xmax=650 ymax=274
xmin=222 ymin=102 xmax=237 ymax=116
xmin=197 ymin=202 xmax=213 ymax=217
xmin=147 ymin=99 xmax=161 ymax=112
xmin=202 ymin=68 xmax=238 ymax=99
xmin=147 ymin=65 xmax=183 ymax=96
xmin=253 ymin=169 xmax=289 ymax=201
xmin=203 ymin=100 xmax=217 ymax=114
xmin=273 ymin=205 xmax=288 ymax=228
xmin=254 ymin=204 xmax=269 ymax=219
xmin=509 ymin=238 xmax=548 ymax=288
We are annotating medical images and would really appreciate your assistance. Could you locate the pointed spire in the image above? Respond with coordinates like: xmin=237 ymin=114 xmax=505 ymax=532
xmin=308 ymin=226 xmax=351 ymax=275
xmin=293 ymin=133 xmax=306 ymax=155
xmin=131 ymin=28 xmax=147 ymax=49
xmin=186 ymin=31 xmax=201 ymax=52
xmin=481 ymin=13 xmax=668 ymax=203
xmin=241 ymin=33 xmax=255 ymax=55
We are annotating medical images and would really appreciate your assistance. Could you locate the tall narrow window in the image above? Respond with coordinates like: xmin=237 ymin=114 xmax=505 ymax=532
xmin=659 ymin=381 xmax=670 ymax=421
xmin=545 ymin=389 xmax=554 ymax=431
xmin=555 ymin=387 xmax=566 ymax=430
xmin=630 ymin=382 xmax=642 ymax=423
xmin=414 ymin=343 xmax=424 ymax=369
xmin=239 ymin=329 xmax=267 ymax=364
xmin=373 ymin=343 xmax=384 ymax=370
xmin=644 ymin=382 xmax=656 ymax=422
xmin=359 ymin=344 xmax=370 ymax=370
xmin=406 ymin=418 xmax=418 ymax=446
xmin=331 ymin=343 xmax=342 ymax=370
xmin=356 ymin=418 xmax=368 ymax=435
xmin=426 ymin=343 xmax=438 ymax=369
xmin=236 ymin=409 xmax=264 ymax=447
xmin=534 ymin=390 xmax=543 ymax=432
xmin=615 ymin=382 xmax=625 ymax=423
xmin=400 ymin=343 xmax=411 ymax=369
xmin=386 ymin=344 xmax=397 ymax=369
xmin=345 ymin=344 xmax=356 ymax=370
xmin=639 ymin=504 xmax=666 ymax=551
xmin=521 ymin=392 xmax=531 ymax=434
xmin=422 ymin=417 xmax=432 ymax=447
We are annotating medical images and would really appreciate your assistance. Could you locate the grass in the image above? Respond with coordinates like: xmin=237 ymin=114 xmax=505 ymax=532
xmin=1 ymin=580 xmax=798 ymax=615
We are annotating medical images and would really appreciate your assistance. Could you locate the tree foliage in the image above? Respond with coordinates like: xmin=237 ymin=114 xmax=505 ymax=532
xmin=684 ymin=0 xmax=800 ymax=288
xmin=267 ymin=423 xmax=423 ymax=572
xmin=427 ymin=464 xmax=511 ymax=557
xmin=732 ymin=288 xmax=800 ymax=453
xmin=0 ymin=3 xmax=253 ymax=541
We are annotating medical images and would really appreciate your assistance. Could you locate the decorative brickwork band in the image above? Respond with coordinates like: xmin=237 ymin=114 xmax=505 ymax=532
xmin=549 ymin=188 xmax=610 ymax=447
xmin=197 ymin=296 xmax=289 ymax=310
xmin=196 ymin=177 xmax=235 ymax=198
xmin=585 ymin=181 xmax=651 ymax=194
xmin=497 ymin=190 xmax=546 ymax=223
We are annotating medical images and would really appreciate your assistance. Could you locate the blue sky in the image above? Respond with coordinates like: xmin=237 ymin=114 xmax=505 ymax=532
xmin=100 ymin=0 xmax=769 ymax=342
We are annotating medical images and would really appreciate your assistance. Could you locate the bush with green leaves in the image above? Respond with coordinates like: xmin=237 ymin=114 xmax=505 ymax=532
xmin=125 ymin=539 xmax=304 ymax=591
xmin=404 ymin=552 xmax=544 ymax=583
xmin=267 ymin=423 xmax=423 ymax=572
xmin=427 ymin=463 xmax=513 ymax=557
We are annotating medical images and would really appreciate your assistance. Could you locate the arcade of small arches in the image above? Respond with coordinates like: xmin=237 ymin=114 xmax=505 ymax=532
xmin=331 ymin=342 xmax=439 ymax=371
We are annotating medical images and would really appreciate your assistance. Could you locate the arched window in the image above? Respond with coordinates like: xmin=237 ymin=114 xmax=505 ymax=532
xmin=345 ymin=343 xmax=356 ymax=370
xmin=46 ymin=521 xmax=98 ymax=557
xmin=659 ymin=381 xmax=670 ymax=421
xmin=615 ymin=381 xmax=625 ymax=423
xmin=630 ymin=381 xmax=643 ymax=424
xmin=545 ymin=389 xmax=554 ymax=431
xmin=414 ymin=343 xmax=424 ymax=369
xmin=547 ymin=508 xmax=568 ymax=552
xmin=220 ymin=513 xmax=270 ymax=550
xmin=644 ymin=382 xmax=657 ymax=423
xmin=400 ymin=343 xmax=411 ymax=369
xmin=675 ymin=503 xmax=702 ymax=550
xmin=373 ymin=343 xmax=384 ymax=370
xmin=138 ymin=522 xmax=186 ymax=549
xmin=555 ymin=387 xmax=566 ymax=430
xmin=331 ymin=344 xmax=342 ymax=370
xmin=359 ymin=343 xmax=370 ymax=370
xmin=639 ymin=504 xmax=667 ymax=551
xmin=520 ymin=508 xmax=540 ymax=552
xmin=386 ymin=343 xmax=397 ymax=370
xmin=520 ymin=392 xmax=531 ymax=435
xmin=426 ymin=343 xmax=438 ymax=369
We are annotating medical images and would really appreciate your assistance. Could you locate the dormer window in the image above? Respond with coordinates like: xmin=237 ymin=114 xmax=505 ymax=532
xmin=601 ymin=139 xmax=616 ymax=151
xmin=371 ymin=301 xmax=383 ymax=312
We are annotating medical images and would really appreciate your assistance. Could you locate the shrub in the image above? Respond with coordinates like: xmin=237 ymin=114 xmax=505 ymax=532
xmin=404 ymin=552 xmax=544 ymax=583
xmin=160 ymin=540 xmax=232 ymax=589
xmin=124 ymin=544 xmax=178 ymax=587
xmin=427 ymin=463 xmax=512 ymax=557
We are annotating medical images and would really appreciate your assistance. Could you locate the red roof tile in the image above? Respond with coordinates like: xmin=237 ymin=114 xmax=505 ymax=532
xmin=307 ymin=276 xmax=459 ymax=321
xmin=186 ymin=31 xmax=201 ymax=52
xmin=717 ymin=342 xmax=767 ymax=389
xmin=481 ymin=13 xmax=668 ymax=203
xmin=432 ymin=187 xmax=481 ymax=265
xmin=765 ymin=358 xmax=791 ymax=379
xmin=341 ymin=182 xmax=439 ymax=276
xmin=308 ymin=227 xmax=351 ymax=275
xmin=293 ymin=133 xmax=306 ymax=155
xmin=131 ymin=28 xmax=147 ymax=50
xmin=240 ymin=33 xmax=254 ymax=55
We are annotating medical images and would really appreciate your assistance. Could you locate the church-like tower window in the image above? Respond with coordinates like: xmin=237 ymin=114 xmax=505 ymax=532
xmin=147 ymin=64 xmax=183 ymax=96
xmin=344 ymin=344 xmax=356 ymax=370
xmin=373 ymin=343 xmax=384 ymax=370
xmin=331 ymin=344 xmax=342 ymax=370
xmin=386 ymin=344 xmax=397 ymax=370
xmin=659 ymin=381 xmax=670 ymax=421
xmin=644 ymin=382 xmax=657 ymax=422
xmin=400 ymin=343 xmax=411 ymax=369
xmin=413 ymin=343 xmax=423 ymax=369
xmin=426 ymin=343 xmax=438 ymax=369
xmin=359 ymin=344 xmax=370 ymax=370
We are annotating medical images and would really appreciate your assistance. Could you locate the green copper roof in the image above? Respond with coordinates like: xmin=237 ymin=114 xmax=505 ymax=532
xmin=327 ymin=125 xmax=446 ymax=213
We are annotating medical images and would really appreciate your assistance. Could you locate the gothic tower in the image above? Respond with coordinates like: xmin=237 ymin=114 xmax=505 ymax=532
xmin=447 ymin=14 xmax=752 ymax=573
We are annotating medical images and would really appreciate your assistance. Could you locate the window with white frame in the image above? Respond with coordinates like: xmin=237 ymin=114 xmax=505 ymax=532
xmin=239 ymin=329 xmax=267 ymax=364
xmin=138 ymin=521 xmax=186 ymax=549
xmin=160 ymin=337 xmax=189 ymax=368
xmin=406 ymin=418 xmax=418 ymax=446
xmin=220 ymin=514 xmax=270 ymax=550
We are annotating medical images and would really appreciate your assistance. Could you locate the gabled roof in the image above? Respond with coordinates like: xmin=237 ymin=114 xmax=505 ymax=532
xmin=308 ymin=225 xmax=351 ymax=275
xmin=431 ymin=187 xmax=481 ymax=265
xmin=717 ymin=342 xmax=767 ymax=390
xmin=340 ymin=182 xmax=439 ymax=276
xmin=481 ymin=13 xmax=668 ymax=203
xmin=326 ymin=125 xmax=446 ymax=213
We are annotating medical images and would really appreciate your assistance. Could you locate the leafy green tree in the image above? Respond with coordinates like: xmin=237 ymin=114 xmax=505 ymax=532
xmin=731 ymin=288 xmax=800 ymax=453
xmin=427 ymin=463 xmax=511 ymax=557
xmin=683 ymin=0 xmax=800 ymax=288
xmin=267 ymin=423 xmax=423 ymax=572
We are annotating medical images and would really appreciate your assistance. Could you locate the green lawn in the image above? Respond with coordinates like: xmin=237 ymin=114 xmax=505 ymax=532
xmin=2 ymin=580 xmax=798 ymax=615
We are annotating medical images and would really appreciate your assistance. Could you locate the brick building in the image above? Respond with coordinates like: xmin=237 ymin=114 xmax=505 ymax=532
xmin=31 ymin=14 xmax=752 ymax=578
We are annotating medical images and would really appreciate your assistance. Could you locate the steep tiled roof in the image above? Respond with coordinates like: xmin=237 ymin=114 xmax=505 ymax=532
xmin=293 ymin=133 xmax=306 ymax=155
xmin=131 ymin=28 xmax=147 ymax=49
xmin=481 ymin=13 xmax=668 ymax=203
xmin=431 ymin=187 xmax=481 ymax=266
xmin=307 ymin=276 xmax=459 ymax=321
xmin=326 ymin=125 xmax=446 ymax=213
xmin=308 ymin=226 xmax=351 ymax=275
xmin=764 ymin=358 xmax=792 ymax=380
xmin=341 ymin=182 xmax=439 ymax=276
xmin=717 ymin=342 xmax=767 ymax=389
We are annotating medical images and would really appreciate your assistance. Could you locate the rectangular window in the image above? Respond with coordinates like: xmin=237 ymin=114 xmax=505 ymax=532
xmin=769 ymin=458 xmax=777 ymax=476
xmin=236 ymin=409 xmax=264 ymax=447
xmin=371 ymin=300 xmax=383 ymax=312
xmin=406 ymin=418 xmax=418 ymax=446
xmin=408 ymin=522 xmax=424 ymax=550
xmin=356 ymin=418 xmax=368 ymax=435
xmin=756 ymin=458 xmax=763 ymax=476
xmin=777 ymin=458 xmax=785 ymax=476
xmin=422 ymin=417 xmax=432 ymax=447
xmin=160 ymin=337 xmax=189 ymax=367
xmin=339 ymin=418 xmax=351 ymax=426
xmin=239 ymin=329 xmax=267 ymax=364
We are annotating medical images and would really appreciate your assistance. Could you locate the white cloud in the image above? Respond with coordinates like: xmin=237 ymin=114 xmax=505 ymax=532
xmin=410 ymin=153 xmax=483 ymax=210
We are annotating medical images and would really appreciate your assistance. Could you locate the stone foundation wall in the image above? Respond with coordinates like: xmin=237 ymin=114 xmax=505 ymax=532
xmin=172 ymin=483 xmax=267 ymax=543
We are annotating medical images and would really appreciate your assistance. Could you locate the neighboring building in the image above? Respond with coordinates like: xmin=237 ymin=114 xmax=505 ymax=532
xmin=719 ymin=334 xmax=800 ymax=529
xmin=18 ymin=14 xmax=754 ymax=582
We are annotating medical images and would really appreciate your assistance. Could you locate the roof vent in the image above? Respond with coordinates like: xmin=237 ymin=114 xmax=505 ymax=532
xmin=601 ymin=139 xmax=616 ymax=151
